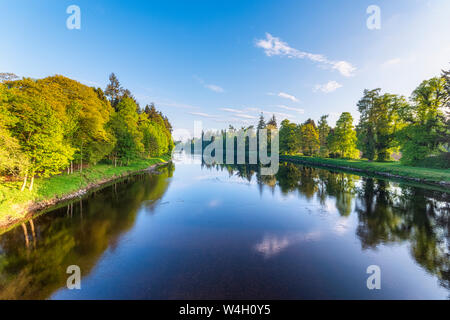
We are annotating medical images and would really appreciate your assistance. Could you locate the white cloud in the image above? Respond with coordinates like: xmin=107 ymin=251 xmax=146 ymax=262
xmin=220 ymin=107 xmax=244 ymax=114
xmin=381 ymin=56 xmax=416 ymax=68
xmin=213 ymin=117 xmax=253 ymax=125
xmin=221 ymin=106 xmax=298 ymax=122
xmin=331 ymin=61 xmax=356 ymax=77
xmin=278 ymin=92 xmax=299 ymax=102
xmin=194 ymin=75 xmax=224 ymax=93
xmin=277 ymin=105 xmax=305 ymax=113
xmin=382 ymin=58 xmax=402 ymax=66
xmin=256 ymin=33 xmax=356 ymax=77
xmin=189 ymin=112 xmax=216 ymax=118
xmin=220 ymin=107 xmax=257 ymax=119
xmin=205 ymin=84 xmax=224 ymax=93
xmin=261 ymin=110 xmax=296 ymax=121
xmin=235 ymin=113 xmax=257 ymax=119
xmin=314 ymin=80 xmax=343 ymax=93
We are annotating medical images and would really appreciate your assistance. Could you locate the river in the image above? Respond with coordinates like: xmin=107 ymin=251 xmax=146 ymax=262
xmin=0 ymin=153 xmax=448 ymax=299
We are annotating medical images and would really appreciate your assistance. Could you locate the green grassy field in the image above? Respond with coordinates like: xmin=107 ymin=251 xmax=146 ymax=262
xmin=0 ymin=155 xmax=171 ymax=224
xmin=280 ymin=155 xmax=450 ymax=184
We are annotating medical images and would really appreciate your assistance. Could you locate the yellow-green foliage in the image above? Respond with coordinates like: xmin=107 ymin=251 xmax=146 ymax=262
xmin=328 ymin=112 xmax=359 ymax=159
xmin=141 ymin=103 xmax=174 ymax=157
xmin=398 ymin=77 xmax=448 ymax=165
xmin=0 ymin=84 xmax=28 ymax=175
xmin=0 ymin=74 xmax=174 ymax=191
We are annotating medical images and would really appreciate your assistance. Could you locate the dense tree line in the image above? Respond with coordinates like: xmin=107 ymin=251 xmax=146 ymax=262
xmin=182 ymin=112 xmax=279 ymax=163
xmin=279 ymin=70 xmax=450 ymax=168
xmin=0 ymin=73 xmax=174 ymax=190
xmin=280 ymin=112 xmax=359 ymax=159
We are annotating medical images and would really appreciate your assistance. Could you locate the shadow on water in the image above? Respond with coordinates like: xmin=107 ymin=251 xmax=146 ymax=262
xmin=0 ymin=164 xmax=174 ymax=299
xmin=201 ymin=161 xmax=450 ymax=292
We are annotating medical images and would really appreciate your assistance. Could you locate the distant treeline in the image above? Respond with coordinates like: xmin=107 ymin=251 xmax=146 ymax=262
xmin=0 ymin=73 xmax=174 ymax=190
xmin=178 ymin=114 xmax=279 ymax=160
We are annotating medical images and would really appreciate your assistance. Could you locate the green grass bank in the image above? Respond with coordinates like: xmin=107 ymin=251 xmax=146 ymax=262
xmin=0 ymin=155 xmax=171 ymax=230
xmin=281 ymin=155 xmax=450 ymax=188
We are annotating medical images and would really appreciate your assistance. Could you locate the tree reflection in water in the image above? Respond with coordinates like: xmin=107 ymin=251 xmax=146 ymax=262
xmin=0 ymin=163 xmax=174 ymax=299
xmin=0 ymin=159 xmax=448 ymax=299
xmin=202 ymin=161 xmax=449 ymax=292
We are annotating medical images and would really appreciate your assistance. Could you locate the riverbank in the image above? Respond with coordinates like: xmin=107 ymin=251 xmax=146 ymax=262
xmin=281 ymin=155 xmax=450 ymax=188
xmin=0 ymin=155 xmax=171 ymax=231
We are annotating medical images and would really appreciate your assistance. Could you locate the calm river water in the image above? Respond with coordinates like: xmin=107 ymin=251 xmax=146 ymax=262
xmin=0 ymin=153 xmax=449 ymax=299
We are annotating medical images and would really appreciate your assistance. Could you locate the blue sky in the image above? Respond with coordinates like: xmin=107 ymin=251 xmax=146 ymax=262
xmin=1 ymin=0 xmax=450 ymax=140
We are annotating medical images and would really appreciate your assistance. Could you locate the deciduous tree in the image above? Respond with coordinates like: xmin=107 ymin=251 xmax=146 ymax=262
xmin=317 ymin=115 xmax=331 ymax=157
xmin=279 ymin=119 xmax=300 ymax=155
xmin=300 ymin=122 xmax=320 ymax=156
xmin=329 ymin=112 xmax=359 ymax=159
xmin=398 ymin=77 xmax=447 ymax=164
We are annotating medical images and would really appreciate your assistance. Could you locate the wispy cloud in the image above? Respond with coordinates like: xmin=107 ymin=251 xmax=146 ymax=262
xmin=381 ymin=56 xmax=416 ymax=68
xmin=204 ymin=84 xmax=224 ymax=93
xmin=220 ymin=107 xmax=257 ymax=119
xmin=256 ymin=33 xmax=356 ymax=77
xmin=261 ymin=110 xmax=296 ymax=121
xmin=278 ymin=92 xmax=299 ymax=102
xmin=220 ymin=106 xmax=295 ymax=123
xmin=382 ymin=58 xmax=402 ymax=67
xmin=213 ymin=117 xmax=253 ymax=125
xmin=277 ymin=105 xmax=305 ymax=114
xmin=219 ymin=107 xmax=245 ymax=114
xmin=235 ymin=113 xmax=257 ymax=119
xmin=189 ymin=112 xmax=217 ymax=118
xmin=194 ymin=75 xmax=224 ymax=93
xmin=314 ymin=80 xmax=343 ymax=93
